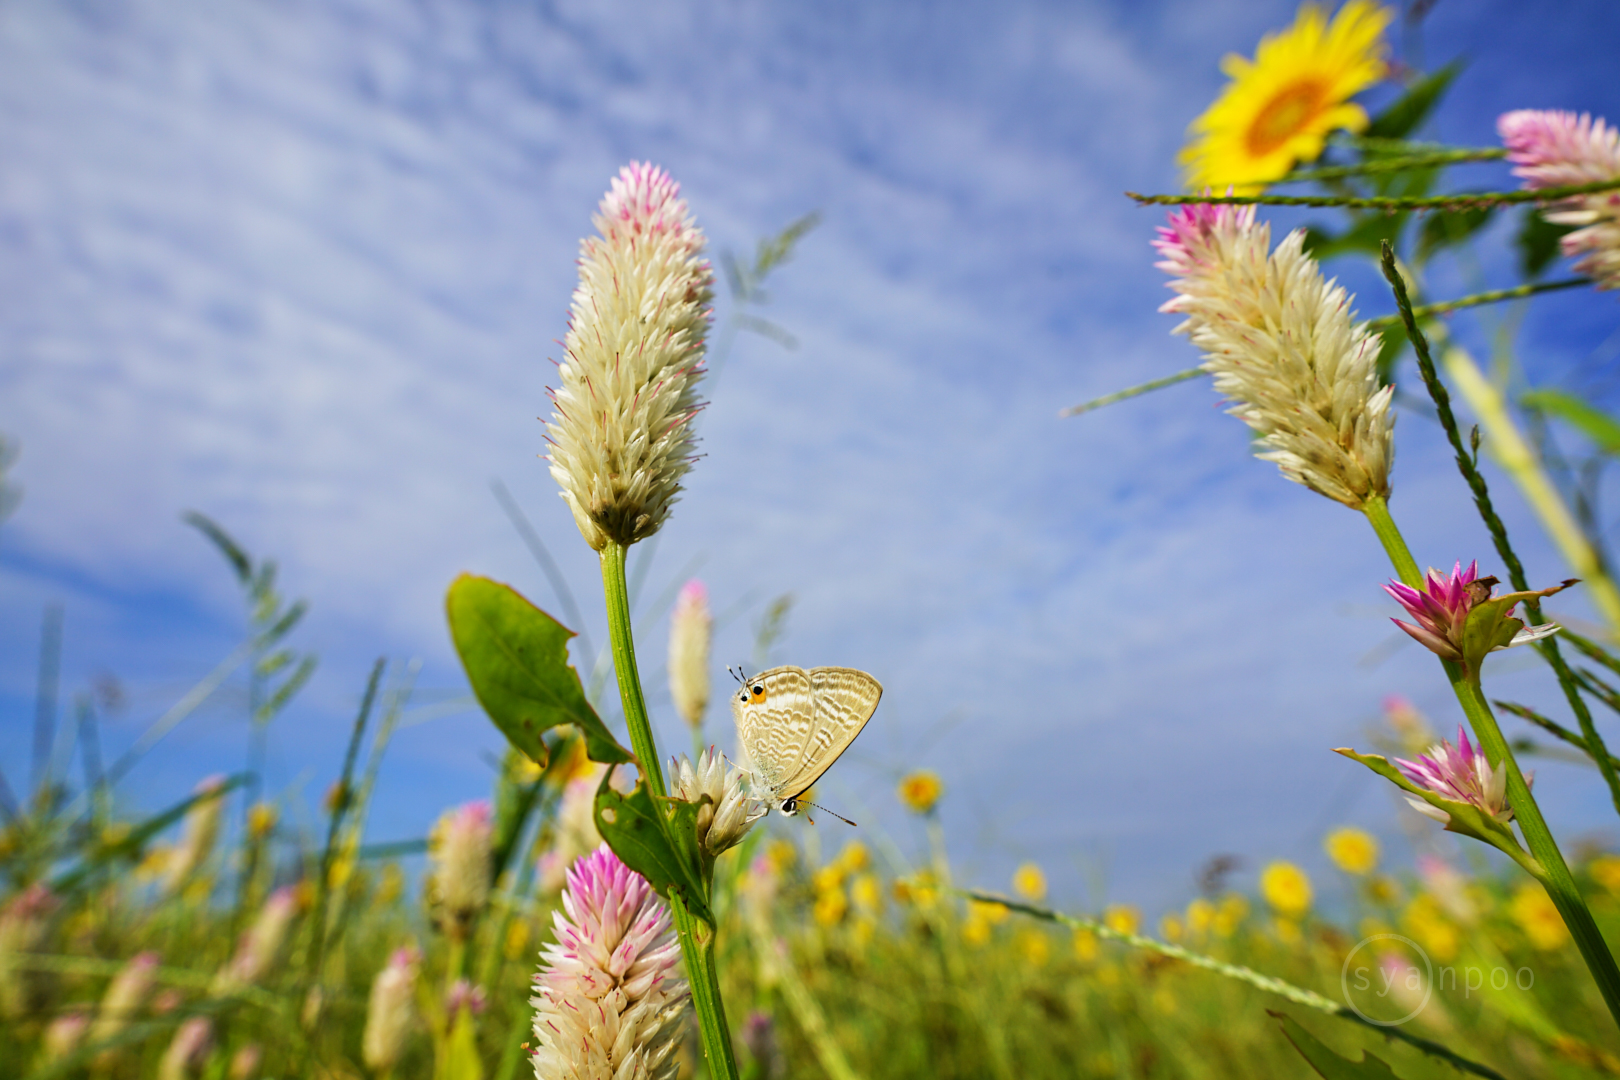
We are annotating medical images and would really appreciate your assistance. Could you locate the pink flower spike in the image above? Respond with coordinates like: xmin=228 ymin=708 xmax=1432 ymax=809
xmin=1499 ymin=110 xmax=1620 ymax=190
xmin=1498 ymin=110 xmax=1620 ymax=291
xmin=1395 ymin=726 xmax=1516 ymax=826
xmin=531 ymin=845 xmax=689 ymax=1080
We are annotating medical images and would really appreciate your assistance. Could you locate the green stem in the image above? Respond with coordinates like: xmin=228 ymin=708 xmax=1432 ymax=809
xmin=600 ymin=541 xmax=740 ymax=1080
xmin=1361 ymin=495 xmax=1420 ymax=587
xmin=1452 ymin=673 xmax=1620 ymax=1026
xmin=1128 ymin=175 xmax=1620 ymax=210
xmin=1273 ymin=147 xmax=1507 ymax=184
xmin=1377 ymin=242 xmax=1620 ymax=819
xmin=1360 ymin=492 xmax=1620 ymax=1029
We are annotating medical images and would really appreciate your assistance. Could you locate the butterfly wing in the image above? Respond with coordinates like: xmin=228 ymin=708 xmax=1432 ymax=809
xmin=772 ymin=667 xmax=882 ymax=799
xmin=731 ymin=666 xmax=816 ymax=800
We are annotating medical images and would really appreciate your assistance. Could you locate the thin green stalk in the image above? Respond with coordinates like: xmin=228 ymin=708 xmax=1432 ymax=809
xmin=1360 ymin=486 xmax=1620 ymax=1028
xmin=601 ymin=540 xmax=740 ymax=1080
xmin=304 ymin=659 xmax=385 ymax=991
xmin=1273 ymin=147 xmax=1507 ymax=183
xmin=1059 ymin=368 xmax=1203 ymax=418
xmin=1128 ymin=176 xmax=1620 ymax=210
xmin=1452 ymin=673 xmax=1620 ymax=1025
xmin=1378 ymin=242 xmax=1620 ymax=819
xmin=967 ymin=893 xmax=1508 ymax=1080
xmin=1361 ymin=278 xmax=1587 ymax=333
xmin=1361 ymin=495 xmax=1420 ymax=586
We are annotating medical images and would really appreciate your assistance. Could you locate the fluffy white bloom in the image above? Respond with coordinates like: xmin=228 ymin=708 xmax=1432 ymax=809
xmin=673 ymin=747 xmax=766 ymax=856
xmin=213 ymin=886 xmax=299 ymax=994
xmin=668 ymin=579 xmax=712 ymax=730
xmin=162 ymin=775 xmax=227 ymax=893
xmin=362 ymin=946 xmax=419 ymax=1071
xmin=531 ymin=845 xmax=689 ymax=1080
xmin=1155 ymin=203 xmax=1394 ymax=508
xmin=546 ymin=163 xmax=713 ymax=551
xmin=429 ymin=801 xmax=493 ymax=938
xmin=157 ymin=1016 xmax=213 ymax=1080
xmin=1500 ymin=109 xmax=1620 ymax=291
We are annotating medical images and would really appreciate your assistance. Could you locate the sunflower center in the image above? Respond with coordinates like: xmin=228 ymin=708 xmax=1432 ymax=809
xmin=1244 ymin=80 xmax=1327 ymax=157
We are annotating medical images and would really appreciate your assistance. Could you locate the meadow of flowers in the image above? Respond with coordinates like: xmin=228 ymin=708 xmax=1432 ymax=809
xmin=7 ymin=2 xmax=1620 ymax=1077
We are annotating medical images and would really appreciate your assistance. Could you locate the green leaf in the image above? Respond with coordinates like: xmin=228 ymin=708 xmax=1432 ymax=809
xmin=1521 ymin=388 xmax=1620 ymax=454
xmin=593 ymin=768 xmax=714 ymax=925
xmin=1515 ymin=208 xmax=1576 ymax=279
xmin=182 ymin=510 xmax=252 ymax=583
xmin=446 ymin=574 xmax=632 ymax=769
xmin=255 ymin=654 xmax=316 ymax=723
xmin=1364 ymin=62 xmax=1463 ymax=141
xmin=1415 ymin=205 xmax=1494 ymax=265
xmin=1271 ymin=1012 xmax=1406 ymax=1079
xmin=440 ymin=1009 xmax=487 ymax=1080
xmin=1333 ymin=748 xmax=1531 ymax=862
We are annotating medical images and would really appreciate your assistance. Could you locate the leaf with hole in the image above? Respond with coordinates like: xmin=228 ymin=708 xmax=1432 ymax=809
xmin=446 ymin=574 xmax=632 ymax=769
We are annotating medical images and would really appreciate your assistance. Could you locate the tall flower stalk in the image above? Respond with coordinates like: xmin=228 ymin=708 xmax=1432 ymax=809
xmin=543 ymin=163 xmax=739 ymax=1079
xmin=1156 ymin=198 xmax=1620 ymax=1027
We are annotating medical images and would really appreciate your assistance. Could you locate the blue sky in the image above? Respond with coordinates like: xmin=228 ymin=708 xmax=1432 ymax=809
xmin=3 ymin=0 xmax=1620 ymax=913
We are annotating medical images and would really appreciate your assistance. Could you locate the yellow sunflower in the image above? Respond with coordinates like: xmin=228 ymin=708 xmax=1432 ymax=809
xmin=1179 ymin=1 xmax=1393 ymax=193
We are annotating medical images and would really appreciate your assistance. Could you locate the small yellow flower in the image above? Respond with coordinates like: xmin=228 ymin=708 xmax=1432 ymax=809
xmin=1104 ymin=905 xmax=1140 ymax=936
xmin=1016 ymin=928 xmax=1050 ymax=967
xmin=812 ymin=865 xmax=844 ymax=895
xmin=1274 ymin=917 xmax=1303 ymax=946
xmin=1160 ymin=914 xmax=1184 ymax=943
xmin=1324 ymin=827 xmax=1379 ymax=875
xmin=766 ymin=839 xmax=797 ymax=873
xmin=1185 ymin=898 xmax=1215 ymax=935
xmin=504 ymin=918 xmax=532 ymax=960
xmin=1402 ymin=894 xmax=1458 ymax=963
xmin=1365 ymin=875 xmax=1400 ymax=905
xmin=836 ymin=840 xmax=870 ymax=875
xmin=893 ymin=872 xmax=938 ymax=911
xmin=1590 ymin=854 xmax=1620 ymax=895
xmin=1510 ymin=882 xmax=1570 ymax=951
xmin=1213 ymin=894 xmax=1249 ymax=937
xmin=969 ymin=898 xmax=1010 ymax=925
xmin=247 ymin=803 xmax=278 ymax=840
xmin=897 ymin=770 xmax=944 ymax=814
xmin=813 ymin=888 xmax=848 ymax=927
xmin=376 ymin=864 xmax=404 ymax=906
xmin=850 ymin=873 xmax=883 ymax=915
xmin=1260 ymin=861 xmax=1313 ymax=918
xmin=962 ymin=912 xmax=992 ymax=947
xmin=1012 ymin=863 xmax=1047 ymax=903
xmin=513 ymin=756 xmax=545 ymax=785
xmin=1179 ymin=1 xmax=1394 ymax=192
xmin=1073 ymin=927 xmax=1099 ymax=962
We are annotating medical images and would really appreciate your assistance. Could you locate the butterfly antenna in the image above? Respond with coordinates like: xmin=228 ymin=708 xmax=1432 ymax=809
xmin=728 ymin=665 xmax=747 ymax=686
xmin=805 ymin=801 xmax=857 ymax=828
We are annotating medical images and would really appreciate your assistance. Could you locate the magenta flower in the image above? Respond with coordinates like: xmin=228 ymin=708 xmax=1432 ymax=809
xmin=1383 ymin=561 xmax=1571 ymax=674
xmin=531 ymin=844 xmax=689 ymax=1080
xmin=1395 ymin=726 xmax=1517 ymax=826
xmin=1499 ymin=109 xmax=1620 ymax=291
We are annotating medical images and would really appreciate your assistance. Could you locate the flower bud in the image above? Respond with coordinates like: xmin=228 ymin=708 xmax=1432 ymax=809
xmin=163 ymin=776 xmax=226 ymax=893
xmin=157 ymin=1016 xmax=213 ymax=1080
xmin=668 ymin=580 xmax=712 ymax=729
xmin=362 ymin=946 xmax=419 ymax=1072
xmin=429 ymin=802 xmax=492 ymax=937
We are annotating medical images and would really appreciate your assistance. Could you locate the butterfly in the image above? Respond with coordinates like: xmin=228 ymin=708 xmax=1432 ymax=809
xmin=730 ymin=666 xmax=882 ymax=818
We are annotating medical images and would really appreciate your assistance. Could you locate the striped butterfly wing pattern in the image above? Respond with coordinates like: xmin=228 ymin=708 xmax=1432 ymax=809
xmin=731 ymin=665 xmax=883 ymax=810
